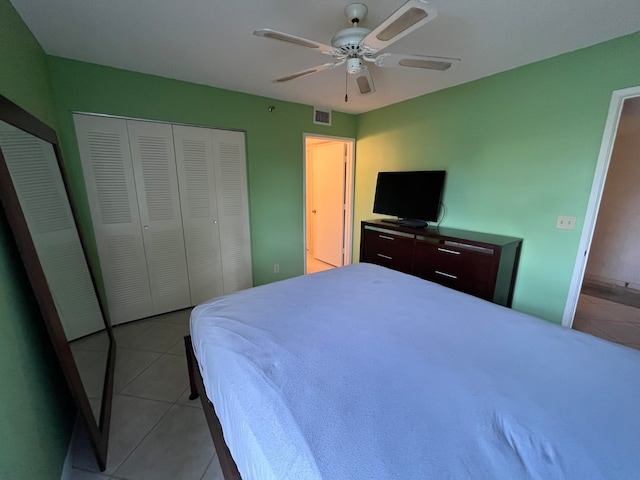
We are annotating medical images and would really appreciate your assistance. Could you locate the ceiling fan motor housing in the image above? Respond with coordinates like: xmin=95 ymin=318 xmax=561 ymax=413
xmin=331 ymin=27 xmax=370 ymax=56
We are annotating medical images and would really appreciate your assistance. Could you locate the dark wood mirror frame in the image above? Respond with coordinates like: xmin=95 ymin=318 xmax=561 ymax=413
xmin=0 ymin=94 xmax=115 ymax=470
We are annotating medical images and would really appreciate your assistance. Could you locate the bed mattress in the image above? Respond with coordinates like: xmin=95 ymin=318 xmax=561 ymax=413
xmin=190 ymin=263 xmax=640 ymax=480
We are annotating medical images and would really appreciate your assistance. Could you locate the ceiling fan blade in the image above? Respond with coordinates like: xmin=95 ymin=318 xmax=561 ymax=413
xmin=254 ymin=29 xmax=338 ymax=55
xmin=375 ymin=53 xmax=460 ymax=71
xmin=274 ymin=62 xmax=343 ymax=83
xmin=353 ymin=66 xmax=376 ymax=95
xmin=361 ymin=0 xmax=437 ymax=54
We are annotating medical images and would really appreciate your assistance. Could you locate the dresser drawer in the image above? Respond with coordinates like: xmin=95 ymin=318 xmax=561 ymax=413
xmin=413 ymin=241 xmax=496 ymax=299
xmin=361 ymin=228 xmax=414 ymax=274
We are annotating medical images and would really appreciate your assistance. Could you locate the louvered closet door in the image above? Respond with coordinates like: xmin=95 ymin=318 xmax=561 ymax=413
xmin=0 ymin=121 xmax=105 ymax=340
xmin=211 ymin=129 xmax=253 ymax=293
xmin=74 ymin=114 xmax=153 ymax=324
xmin=127 ymin=120 xmax=191 ymax=314
xmin=173 ymin=125 xmax=224 ymax=304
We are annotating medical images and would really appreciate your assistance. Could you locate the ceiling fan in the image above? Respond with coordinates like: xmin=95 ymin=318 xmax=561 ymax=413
xmin=253 ymin=0 xmax=459 ymax=100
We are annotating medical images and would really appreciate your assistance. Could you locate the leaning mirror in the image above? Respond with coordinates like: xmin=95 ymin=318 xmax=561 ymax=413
xmin=0 ymin=95 xmax=114 ymax=470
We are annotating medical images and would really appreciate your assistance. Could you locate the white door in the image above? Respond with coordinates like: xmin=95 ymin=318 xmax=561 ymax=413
xmin=127 ymin=120 xmax=192 ymax=314
xmin=212 ymin=129 xmax=253 ymax=293
xmin=74 ymin=114 xmax=154 ymax=324
xmin=173 ymin=125 xmax=224 ymax=304
xmin=1 ymin=120 xmax=105 ymax=340
xmin=311 ymin=142 xmax=345 ymax=267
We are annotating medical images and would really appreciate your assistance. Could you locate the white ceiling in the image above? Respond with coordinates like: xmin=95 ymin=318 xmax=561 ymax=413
xmin=11 ymin=0 xmax=640 ymax=115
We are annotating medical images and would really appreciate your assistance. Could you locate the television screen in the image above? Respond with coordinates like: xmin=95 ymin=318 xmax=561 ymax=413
xmin=373 ymin=170 xmax=446 ymax=223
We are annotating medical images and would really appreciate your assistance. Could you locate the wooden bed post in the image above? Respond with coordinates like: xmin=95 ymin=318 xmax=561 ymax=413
xmin=184 ymin=335 xmax=199 ymax=401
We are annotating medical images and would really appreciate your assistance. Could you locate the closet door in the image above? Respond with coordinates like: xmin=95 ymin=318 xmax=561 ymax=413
xmin=74 ymin=114 xmax=153 ymax=324
xmin=212 ymin=129 xmax=253 ymax=293
xmin=173 ymin=125 xmax=224 ymax=304
xmin=127 ymin=120 xmax=192 ymax=314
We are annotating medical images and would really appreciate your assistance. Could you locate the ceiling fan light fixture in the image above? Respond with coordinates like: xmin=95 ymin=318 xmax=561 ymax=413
xmin=347 ymin=57 xmax=362 ymax=74
xmin=376 ymin=8 xmax=428 ymax=41
xmin=356 ymin=76 xmax=372 ymax=94
xmin=398 ymin=58 xmax=451 ymax=70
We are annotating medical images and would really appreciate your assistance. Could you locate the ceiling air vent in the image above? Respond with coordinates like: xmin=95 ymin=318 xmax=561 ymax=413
xmin=313 ymin=107 xmax=332 ymax=126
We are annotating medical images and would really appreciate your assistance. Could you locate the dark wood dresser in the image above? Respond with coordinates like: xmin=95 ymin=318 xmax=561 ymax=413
xmin=360 ymin=220 xmax=522 ymax=307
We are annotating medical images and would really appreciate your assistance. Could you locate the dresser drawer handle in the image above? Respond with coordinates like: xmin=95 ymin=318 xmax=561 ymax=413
xmin=437 ymin=247 xmax=460 ymax=255
xmin=377 ymin=253 xmax=393 ymax=260
xmin=435 ymin=270 xmax=457 ymax=279
xmin=379 ymin=235 xmax=395 ymax=241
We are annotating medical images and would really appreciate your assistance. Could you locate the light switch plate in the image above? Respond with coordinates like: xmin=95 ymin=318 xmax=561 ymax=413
xmin=556 ymin=215 xmax=577 ymax=230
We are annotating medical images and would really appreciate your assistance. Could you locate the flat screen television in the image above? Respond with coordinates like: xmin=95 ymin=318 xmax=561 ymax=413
xmin=373 ymin=170 xmax=446 ymax=227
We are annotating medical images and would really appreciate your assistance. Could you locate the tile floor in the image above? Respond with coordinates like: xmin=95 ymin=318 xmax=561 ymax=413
xmin=572 ymin=293 xmax=640 ymax=350
xmin=68 ymin=309 xmax=223 ymax=480
xmin=306 ymin=252 xmax=335 ymax=274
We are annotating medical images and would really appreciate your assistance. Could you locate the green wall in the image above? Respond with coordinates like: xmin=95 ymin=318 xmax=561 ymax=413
xmin=46 ymin=57 xmax=358 ymax=287
xmin=355 ymin=31 xmax=640 ymax=323
xmin=0 ymin=1 xmax=75 ymax=479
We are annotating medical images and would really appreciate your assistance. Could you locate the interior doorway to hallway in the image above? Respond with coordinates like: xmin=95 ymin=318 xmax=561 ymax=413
xmin=564 ymin=86 xmax=640 ymax=338
xmin=304 ymin=134 xmax=355 ymax=274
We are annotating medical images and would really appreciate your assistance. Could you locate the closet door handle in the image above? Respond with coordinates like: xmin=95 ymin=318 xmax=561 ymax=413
xmin=437 ymin=247 xmax=460 ymax=255
xmin=143 ymin=225 xmax=149 ymax=230
xmin=213 ymin=220 xmax=218 ymax=224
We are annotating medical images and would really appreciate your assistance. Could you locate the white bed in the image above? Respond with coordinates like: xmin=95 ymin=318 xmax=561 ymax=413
xmin=190 ymin=263 xmax=640 ymax=480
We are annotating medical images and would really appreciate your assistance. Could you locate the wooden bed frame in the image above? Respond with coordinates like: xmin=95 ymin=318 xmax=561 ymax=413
xmin=184 ymin=335 xmax=242 ymax=480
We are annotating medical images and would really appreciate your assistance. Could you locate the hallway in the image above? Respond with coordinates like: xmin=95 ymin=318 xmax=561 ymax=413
xmin=572 ymin=294 xmax=640 ymax=350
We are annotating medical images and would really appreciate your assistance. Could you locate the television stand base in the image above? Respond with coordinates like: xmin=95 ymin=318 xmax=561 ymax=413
xmin=398 ymin=219 xmax=428 ymax=228
xmin=380 ymin=218 xmax=429 ymax=228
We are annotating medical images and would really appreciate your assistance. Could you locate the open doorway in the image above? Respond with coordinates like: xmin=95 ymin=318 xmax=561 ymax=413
xmin=304 ymin=134 xmax=355 ymax=274
xmin=565 ymin=89 xmax=640 ymax=350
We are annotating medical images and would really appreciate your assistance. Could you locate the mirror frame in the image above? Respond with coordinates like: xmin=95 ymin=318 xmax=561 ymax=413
xmin=0 ymin=94 xmax=114 ymax=470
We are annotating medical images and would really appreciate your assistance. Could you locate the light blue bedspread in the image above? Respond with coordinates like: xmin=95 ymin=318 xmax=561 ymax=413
xmin=191 ymin=263 xmax=640 ymax=480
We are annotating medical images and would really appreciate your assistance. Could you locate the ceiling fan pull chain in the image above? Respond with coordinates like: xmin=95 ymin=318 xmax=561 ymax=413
xmin=345 ymin=69 xmax=349 ymax=103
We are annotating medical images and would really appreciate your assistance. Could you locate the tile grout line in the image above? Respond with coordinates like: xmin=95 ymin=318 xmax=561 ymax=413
xmin=114 ymin=346 xmax=166 ymax=395
xmin=114 ymin=320 xmax=160 ymax=348
xmin=110 ymin=399 xmax=206 ymax=478
xmin=109 ymin=347 xmax=190 ymax=477
xmin=110 ymin=404 xmax=174 ymax=480
xmin=199 ymin=456 xmax=216 ymax=480
xmin=75 ymin=309 xmax=197 ymax=479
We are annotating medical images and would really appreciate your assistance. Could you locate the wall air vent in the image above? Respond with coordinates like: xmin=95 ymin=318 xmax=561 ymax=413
xmin=313 ymin=107 xmax=332 ymax=126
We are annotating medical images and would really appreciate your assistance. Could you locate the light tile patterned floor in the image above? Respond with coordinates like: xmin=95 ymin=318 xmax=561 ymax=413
xmin=572 ymin=294 xmax=640 ymax=350
xmin=69 ymin=309 xmax=224 ymax=480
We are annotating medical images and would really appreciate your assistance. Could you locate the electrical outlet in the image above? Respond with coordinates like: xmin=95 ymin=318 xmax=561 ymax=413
xmin=273 ymin=264 xmax=280 ymax=273
xmin=556 ymin=215 xmax=577 ymax=230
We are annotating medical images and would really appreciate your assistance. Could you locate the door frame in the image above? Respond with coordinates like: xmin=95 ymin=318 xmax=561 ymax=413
xmin=562 ymin=85 xmax=640 ymax=327
xmin=303 ymin=133 xmax=356 ymax=273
